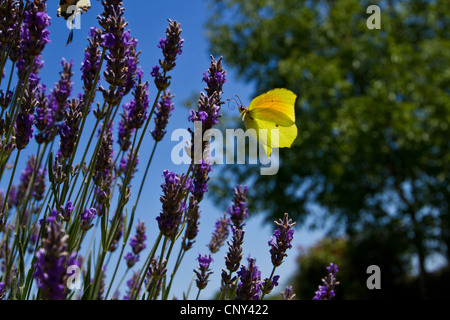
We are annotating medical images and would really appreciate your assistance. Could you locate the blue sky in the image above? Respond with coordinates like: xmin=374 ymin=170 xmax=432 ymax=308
xmin=11 ymin=0 xmax=327 ymax=299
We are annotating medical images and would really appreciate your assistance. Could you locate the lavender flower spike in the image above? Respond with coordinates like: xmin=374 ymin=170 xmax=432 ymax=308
xmin=282 ymin=286 xmax=296 ymax=300
xmin=182 ymin=195 xmax=201 ymax=251
xmin=221 ymin=226 xmax=245 ymax=291
xmin=268 ymin=213 xmax=296 ymax=267
xmin=235 ymin=257 xmax=262 ymax=300
xmin=151 ymin=90 xmax=175 ymax=142
xmin=207 ymin=213 xmax=230 ymax=254
xmin=124 ymin=220 xmax=147 ymax=268
xmin=228 ymin=185 xmax=248 ymax=229
xmin=158 ymin=19 xmax=184 ymax=73
xmin=33 ymin=221 xmax=81 ymax=300
xmin=194 ymin=253 xmax=213 ymax=291
xmin=0 ymin=281 xmax=5 ymax=300
xmin=192 ymin=159 xmax=212 ymax=203
xmin=80 ymin=208 xmax=97 ymax=231
xmin=18 ymin=0 xmax=51 ymax=64
xmin=313 ymin=263 xmax=340 ymax=300
xmin=157 ymin=170 xmax=192 ymax=239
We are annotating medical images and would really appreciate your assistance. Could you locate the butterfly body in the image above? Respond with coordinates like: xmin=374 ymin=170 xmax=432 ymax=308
xmin=240 ymin=88 xmax=298 ymax=157
xmin=57 ymin=0 xmax=92 ymax=45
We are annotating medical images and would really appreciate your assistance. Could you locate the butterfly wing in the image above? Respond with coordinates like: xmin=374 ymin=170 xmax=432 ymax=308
xmin=248 ymin=88 xmax=297 ymax=127
xmin=76 ymin=0 xmax=91 ymax=12
xmin=244 ymin=116 xmax=298 ymax=158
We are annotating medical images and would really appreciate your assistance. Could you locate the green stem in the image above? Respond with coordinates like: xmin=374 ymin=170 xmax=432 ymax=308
xmin=2 ymin=150 xmax=21 ymax=286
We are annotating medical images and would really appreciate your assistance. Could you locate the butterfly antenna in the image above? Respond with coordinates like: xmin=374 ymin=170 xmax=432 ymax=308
xmin=227 ymin=98 xmax=239 ymax=111
xmin=235 ymin=95 xmax=244 ymax=107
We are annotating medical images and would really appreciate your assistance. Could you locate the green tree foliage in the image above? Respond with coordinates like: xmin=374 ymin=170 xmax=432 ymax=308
xmin=206 ymin=0 xmax=449 ymax=298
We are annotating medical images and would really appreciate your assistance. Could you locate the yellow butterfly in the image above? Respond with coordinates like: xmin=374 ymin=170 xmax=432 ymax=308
xmin=237 ymin=88 xmax=298 ymax=158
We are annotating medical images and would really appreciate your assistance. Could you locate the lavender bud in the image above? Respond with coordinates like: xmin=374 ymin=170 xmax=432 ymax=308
xmin=124 ymin=271 xmax=140 ymax=300
xmin=60 ymin=201 xmax=74 ymax=222
xmin=313 ymin=263 xmax=340 ymax=300
xmin=81 ymin=27 xmax=102 ymax=106
xmin=80 ymin=208 xmax=97 ymax=231
xmin=235 ymin=257 xmax=262 ymax=300
xmin=207 ymin=213 xmax=230 ymax=254
xmin=158 ymin=19 xmax=184 ymax=73
xmin=268 ymin=213 xmax=296 ymax=268
xmin=0 ymin=90 xmax=13 ymax=110
xmin=59 ymin=98 xmax=83 ymax=159
xmin=146 ymin=257 xmax=167 ymax=295
xmin=151 ymin=90 xmax=174 ymax=142
xmin=192 ymin=159 xmax=212 ymax=203
xmin=228 ymin=185 xmax=248 ymax=229
xmin=282 ymin=286 xmax=296 ymax=300
xmin=130 ymin=220 xmax=147 ymax=255
xmin=182 ymin=195 xmax=201 ymax=251
xmin=194 ymin=253 xmax=213 ymax=291
xmin=53 ymin=59 xmax=74 ymax=121
xmin=156 ymin=170 xmax=192 ymax=239
xmin=33 ymin=221 xmax=81 ymax=300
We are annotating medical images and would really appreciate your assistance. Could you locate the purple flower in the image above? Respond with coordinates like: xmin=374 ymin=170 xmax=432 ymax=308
xmin=150 ymin=65 xmax=160 ymax=78
xmin=0 ymin=281 xmax=5 ymax=300
xmin=51 ymin=58 xmax=74 ymax=122
xmin=282 ymin=286 xmax=296 ymax=300
xmin=221 ymin=226 xmax=245 ymax=291
xmin=207 ymin=213 xmax=230 ymax=254
xmin=188 ymin=93 xmax=221 ymax=129
xmin=151 ymin=19 xmax=183 ymax=91
xmin=58 ymin=98 xmax=82 ymax=159
xmin=202 ymin=56 xmax=227 ymax=100
xmin=313 ymin=263 xmax=340 ymax=300
xmin=101 ymin=33 xmax=116 ymax=49
xmin=261 ymin=274 xmax=281 ymax=297
xmin=98 ymin=1 xmax=140 ymax=105
xmin=80 ymin=208 xmax=97 ymax=231
xmin=33 ymin=221 xmax=80 ymax=300
xmin=182 ymin=196 xmax=201 ymax=251
xmin=228 ymin=185 xmax=248 ymax=229
xmin=93 ymin=122 xmax=114 ymax=214
xmin=235 ymin=257 xmax=262 ymax=300
xmin=33 ymin=165 xmax=47 ymax=202
xmin=188 ymin=57 xmax=226 ymax=157
xmin=60 ymin=201 xmax=74 ymax=222
xmin=124 ymin=252 xmax=140 ymax=269
xmin=268 ymin=213 xmax=296 ymax=267
xmin=123 ymin=271 xmax=140 ymax=300
xmin=16 ymin=155 xmax=46 ymax=204
xmin=156 ymin=170 xmax=192 ymax=239
xmin=125 ymin=78 xmax=149 ymax=130
xmin=117 ymin=78 xmax=149 ymax=150
xmin=157 ymin=19 xmax=183 ymax=73
xmin=192 ymin=159 xmax=212 ymax=203
xmin=0 ymin=89 xmax=13 ymax=110
xmin=81 ymin=27 xmax=102 ymax=106
xmin=15 ymin=113 xmax=34 ymax=150
xmin=130 ymin=220 xmax=147 ymax=255
xmin=35 ymin=84 xmax=57 ymax=144
xmin=146 ymin=257 xmax=167 ymax=293
xmin=194 ymin=253 xmax=213 ymax=291
xmin=18 ymin=1 xmax=51 ymax=64
xmin=327 ymin=262 xmax=339 ymax=274
xmin=0 ymin=0 xmax=21 ymax=50
xmin=151 ymin=90 xmax=175 ymax=142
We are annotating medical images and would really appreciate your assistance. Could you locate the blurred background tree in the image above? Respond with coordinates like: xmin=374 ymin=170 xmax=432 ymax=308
xmin=205 ymin=0 xmax=449 ymax=299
